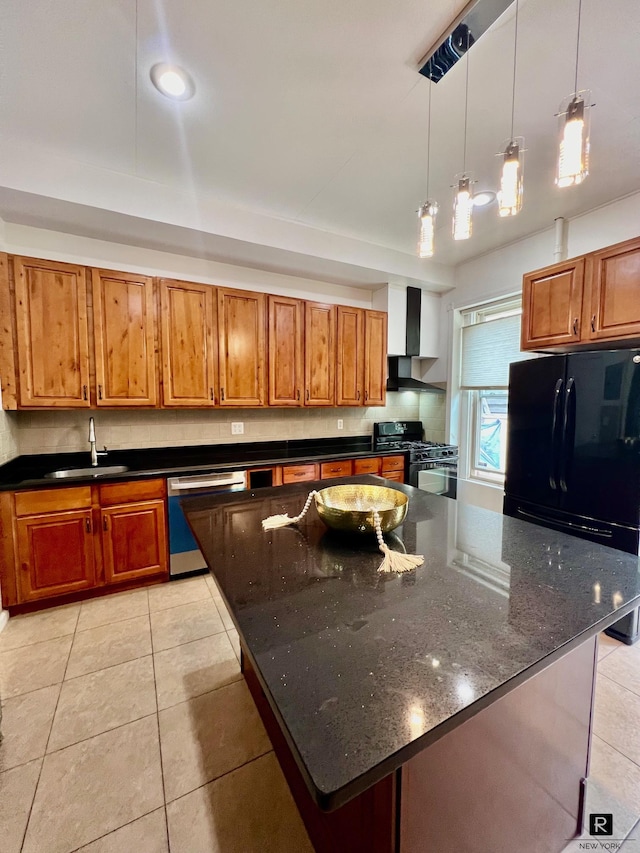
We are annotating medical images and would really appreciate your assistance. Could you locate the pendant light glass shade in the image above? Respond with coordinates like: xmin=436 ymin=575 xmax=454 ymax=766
xmin=452 ymin=176 xmax=473 ymax=241
xmin=417 ymin=201 xmax=438 ymax=258
xmin=556 ymin=91 xmax=591 ymax=187
xmin=497 ymin=139 xmax=524 ymax=216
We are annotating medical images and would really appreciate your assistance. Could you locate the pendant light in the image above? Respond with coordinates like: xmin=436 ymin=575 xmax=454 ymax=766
xmin=556 ymin=0 xmax=591 ymax=187
xmin=417 ymin=81 xmax=438 ymax=258
xmin=452 ymin=28 xmax=473 ymax=241
xmin=497 ymin=0 xmax=523 ymax=216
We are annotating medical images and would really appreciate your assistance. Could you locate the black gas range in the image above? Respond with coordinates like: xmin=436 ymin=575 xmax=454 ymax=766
xmin=373 ymin=421 xmax=458 ymax=498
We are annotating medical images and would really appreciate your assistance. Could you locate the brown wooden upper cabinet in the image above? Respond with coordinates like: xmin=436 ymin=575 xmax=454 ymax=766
xmin=364 ymin=310 xmax=387 ymax=406
xmin=92 ymin=269 xmax=157 ymax=406
xmin=268 ymin=295 xmax=304 ymax=406
xmin=336 ymin=307 xmax=387 ymax=406
xmin=336 ymin=306 xmax=364 ymax=406
xmin=218 ymin=287 xmax=266 ymax=406
xmin=521 ymin=258 xmax=586 ymax=351
xmin=159 ymin=279 xmax=217 ymax=406
xmin=305 ymin=302 xmax=336 ymax=406
xmin=587 ymin=236 xmax=640 ymax=342
xmin=13 ymin=257 xmax=91 ymax=407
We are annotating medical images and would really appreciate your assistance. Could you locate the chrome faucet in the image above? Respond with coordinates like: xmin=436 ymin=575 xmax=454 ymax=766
xmin=88 ymin=417 xmax=98 ymax=466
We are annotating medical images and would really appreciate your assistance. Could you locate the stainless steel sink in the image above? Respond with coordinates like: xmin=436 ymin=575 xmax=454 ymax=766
xmin=44 ymin=465 xmax=129 ymax=480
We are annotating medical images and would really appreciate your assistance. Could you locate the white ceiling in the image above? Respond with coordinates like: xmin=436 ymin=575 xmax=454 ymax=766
xmin=1 ymin=0 xmax=639 ymax=287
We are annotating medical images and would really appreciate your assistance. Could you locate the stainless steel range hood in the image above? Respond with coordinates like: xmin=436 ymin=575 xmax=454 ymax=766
xmin=387 ymin=356 xmax=445 ymax=393
xmin=386 ymin=286 xmax=445 ymax=392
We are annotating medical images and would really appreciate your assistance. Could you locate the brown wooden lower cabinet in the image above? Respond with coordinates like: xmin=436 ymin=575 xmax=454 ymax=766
xmin=2 ymin=479 xmax=168 ymax=609
xmin=353 ymin=456 xmax=382 ymax=475
xmin=282 ymin=463 xmax=319 ymax=484
xmin=16 ymin=508 xmax=97 ymax=601
xmin=320 ymin=460 xmax=353 ymax=479
xmin=102 ymin=499 xmax=167 ymax=584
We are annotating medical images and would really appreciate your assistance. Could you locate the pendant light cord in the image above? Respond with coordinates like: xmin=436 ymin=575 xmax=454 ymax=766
xmin=510 ymin=0 xmax=519 ymax=140
xmin=462 ymin=29 xmax=470 ymax=173
xmin=574 ymin=0 xmax=582 ymax=93
xmin=426 ymin=83 xmax=432 ymax=198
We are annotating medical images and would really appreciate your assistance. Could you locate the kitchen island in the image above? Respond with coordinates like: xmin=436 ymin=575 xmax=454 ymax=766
xmin=183 ymin=477 xmax=640 ymax=853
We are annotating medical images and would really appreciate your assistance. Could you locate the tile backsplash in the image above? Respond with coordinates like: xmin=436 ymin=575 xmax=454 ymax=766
xmin=0 ymin=408 xmax=18 ymax=464
xmin=12 ymin=392 xmax=446 ymax=457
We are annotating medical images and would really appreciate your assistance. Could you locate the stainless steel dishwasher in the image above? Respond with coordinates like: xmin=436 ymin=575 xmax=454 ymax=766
xmin=167 ymin=470 xmax=247 ymax=577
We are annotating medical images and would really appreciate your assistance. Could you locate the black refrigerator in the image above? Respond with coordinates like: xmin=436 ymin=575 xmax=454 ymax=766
xmin=504 ymin=349 xmax=640 ymax=644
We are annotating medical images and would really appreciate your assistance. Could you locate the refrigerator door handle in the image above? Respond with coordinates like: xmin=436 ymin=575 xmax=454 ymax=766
xmin=550 ymin=378 xmax=564 ymax=490
xmin=559 ymin=377 xmax=575 ymax=493
xmin=514 ymin=508 xmax=614 ymax=540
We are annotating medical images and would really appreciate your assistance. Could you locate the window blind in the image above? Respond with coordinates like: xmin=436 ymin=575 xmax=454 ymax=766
xmin=460 ymin=313 xmax=534 ymax=389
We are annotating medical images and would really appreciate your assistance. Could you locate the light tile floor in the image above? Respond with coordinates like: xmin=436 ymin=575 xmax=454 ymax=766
xmin=0 ymin=576 xmax=313 ymax=853
xmin=2 ymin=580 xmax=640 ymax=852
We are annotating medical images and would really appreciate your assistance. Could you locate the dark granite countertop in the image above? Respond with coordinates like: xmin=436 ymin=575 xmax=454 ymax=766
xmin=0 ymin=436 xmax=404 ymax=491
xmin=183 ymin=476 xmax=640 ymax=811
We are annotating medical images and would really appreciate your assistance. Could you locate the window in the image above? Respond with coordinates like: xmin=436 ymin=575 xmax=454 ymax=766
xmin=459 ymin=296 xmax=534 ymax=482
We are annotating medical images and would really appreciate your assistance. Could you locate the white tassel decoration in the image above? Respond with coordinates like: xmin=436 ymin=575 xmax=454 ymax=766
xmin=373 ymin=511 xmax=424 ymax=574
xmin=262 ymin=491 xmax=317 ymax=530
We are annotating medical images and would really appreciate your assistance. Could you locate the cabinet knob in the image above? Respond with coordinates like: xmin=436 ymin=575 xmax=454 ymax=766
xmin=572 ymin=318 xmax=579 ymax=336
xmin=21 ymin=561 xmax=28 ymax=572
xmin=591 ymin=314 xmax=596 ymax=333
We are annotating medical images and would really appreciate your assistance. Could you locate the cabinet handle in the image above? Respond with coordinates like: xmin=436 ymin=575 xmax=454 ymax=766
xmin=297 ymin=389 xmax=300 ymax=401
xmin=572 ymin=318 xmax=579 ymax=336
xmin=221 ymin=387 xmax=225 ymax=401
xmin=210 ymin=387 xmax=214 ymax=401
xmin=591 ymin=314 xmax=596 ymax=333
xmin=82 ymin=385 xmax=88 ymax=400
xmin=103 ymin=516 xmax=108 ymax=531
xmin=21 ymin=561 xmax=28 ymax=572
xmin=306 ymin=389 xmax=309 ymax=401
xmin=357 ymin=390 xmax=360 ymax=401
xmin=98 ymin=384 xmax=103 ymax=400
xmin=294 ymin=472 xmax=305 ymax=477
xmin=85 ymin=518 xmax=91 ymax=533
xmin=365 ymin=390 xmax=368 ymax=402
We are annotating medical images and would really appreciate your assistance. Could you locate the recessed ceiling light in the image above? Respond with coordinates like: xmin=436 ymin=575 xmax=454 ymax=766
xmin=472 ymin=191 xmax=497 ymax=207
xmin=150 ymin=63 xmax=195 ymax=101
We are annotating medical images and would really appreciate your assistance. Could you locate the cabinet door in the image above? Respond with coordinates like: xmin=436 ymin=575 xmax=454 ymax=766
xmin=364 ymin=310 xmax=387 ymax=406
xmin=101 ymin=499 xmax=168 ymax=585
xmin=92 ymin=269 xmax=157 ymax=406
xmin=304 ymin=302 xmax=336 ymax=406
xmin=16 ymin=509 xmax=96 ymax=601
xmin=336 ymin=306 xmax=364 ymax=406
xmin=160 ymin=279 xmax=217 ymax=406
xmin=588 ymin=237 xmax=640 ymax=342
xmin=218 ymin=288 xmax=266 ymax=406
xmin=13 ymin=257 xmax=90 ymax=407
xmin=521 ymin=259 xmax=585 ymax=350
xmin=268 ymin=295 xmax=303 ymax=406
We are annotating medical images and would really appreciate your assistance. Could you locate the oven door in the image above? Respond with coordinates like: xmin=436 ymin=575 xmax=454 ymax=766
xmin=415 ymin=461 xmax=458 ymax=499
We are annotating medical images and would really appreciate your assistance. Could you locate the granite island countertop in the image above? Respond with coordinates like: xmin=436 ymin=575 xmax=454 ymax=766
xmin=183 ymin=476 xmax=640 ymax=810
xmin=0 ymin=435 xmax=399 ymax=490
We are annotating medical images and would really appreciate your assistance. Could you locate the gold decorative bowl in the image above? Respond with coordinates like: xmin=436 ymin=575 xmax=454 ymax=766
xmin=314 ymin=484 xmax=408 ymax=534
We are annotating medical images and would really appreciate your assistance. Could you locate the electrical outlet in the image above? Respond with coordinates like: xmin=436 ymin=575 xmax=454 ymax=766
xmin=231 ymin=422 xmax=244 ymax=435
xmin=337 ymin=419 xmax=344 ymax=430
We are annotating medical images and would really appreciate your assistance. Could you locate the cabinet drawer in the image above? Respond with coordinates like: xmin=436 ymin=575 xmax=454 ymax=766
xmin=282 ymin=464 xmax=319 ymax=484
xmin=353 ymin=457 xmax=382 ymax=475
xmin=381 ymin=455 xmax=405 ymax=473
xmin=99 ymin=478 xmax=165 ymax=507
xmin=15 ymin=486 xmax=92 ymax=517
xmin=320 ymin=460 xmax=353 ymax=479
xmin=383 ymin=471 xmax=405 ymax=482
